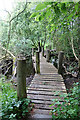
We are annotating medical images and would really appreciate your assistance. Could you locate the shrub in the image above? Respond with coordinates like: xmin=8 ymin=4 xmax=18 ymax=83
xmin=0 ymin=76 xmax=31 ymax=120
xmin=50 ymin=82 xmax=80 ymax=120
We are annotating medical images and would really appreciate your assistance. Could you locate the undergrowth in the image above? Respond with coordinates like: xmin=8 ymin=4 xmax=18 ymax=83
xmin=0 ymin=76 xmax=32 ymax=120
xmin=50 ymin=82 xmax=80 ymax=120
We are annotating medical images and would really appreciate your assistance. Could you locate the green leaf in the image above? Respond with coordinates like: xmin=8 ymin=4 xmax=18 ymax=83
xmin=35 ymin=3 xmax=47 ymax=10
xmin=55 ymin=101 xmax=60 ymax=104
xmin=61 ymin=3 xmax=66 ymax=13
xmin=29 ymin=12 xmax=39 ymax=18
xmin=54 ymin=5 xmax=61 ymax=15
xmin=45 ymin=9 xmax=52 ymax=18
xmin=35 ymin=15 xmax=40 ymax=21
xmin=44 ymin=2 xmax=53 ymax=6
xmin=75 ymin=3 xmax=78 ymax=10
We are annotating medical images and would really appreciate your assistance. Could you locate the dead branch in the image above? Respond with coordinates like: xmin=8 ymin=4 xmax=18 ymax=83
xmin=0 ymin=45 xmax=15 ymax=58
xmin=71 ymin=36 xmax=79 ymax=62
xmin=4 ymin=64 xmax=13 ymax=75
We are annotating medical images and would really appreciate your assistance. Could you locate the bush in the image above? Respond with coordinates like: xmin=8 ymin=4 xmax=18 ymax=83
xmin=0 ymin=76 xmax=31 ymax=120
xmin=50 ymin=82 xmax=80 ymax=120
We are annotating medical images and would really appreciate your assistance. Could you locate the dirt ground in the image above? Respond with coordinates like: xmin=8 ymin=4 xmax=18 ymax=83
xmin=64 ymin=75 xmax=79 ymax=93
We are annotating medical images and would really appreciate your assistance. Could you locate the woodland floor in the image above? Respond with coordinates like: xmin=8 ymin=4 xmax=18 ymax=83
xmin=64 ymin=76 xmax=79 ymax=93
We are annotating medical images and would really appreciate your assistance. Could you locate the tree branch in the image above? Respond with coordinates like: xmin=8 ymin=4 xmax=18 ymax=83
xmin=5 ymin=0 xmax=27 ymax=56
xmin=10 ymin=1 xmax=27 ymax=23
xmin=71 ymin=36 xmax=79 ymax=61
xmin=0 ymin=45 xmax=15 ymax=58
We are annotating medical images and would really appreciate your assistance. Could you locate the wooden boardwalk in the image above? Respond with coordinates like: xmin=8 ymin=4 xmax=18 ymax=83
xmin=27 ymin=53 xmax=67 ymax=119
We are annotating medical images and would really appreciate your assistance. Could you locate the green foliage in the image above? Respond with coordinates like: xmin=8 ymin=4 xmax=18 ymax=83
xmin=0 ymin=1 xmax=80 ymax=62
xmin=0 ymin=76 xmax=31 ymax=120
xmin=29 ymin=2 xmax=80 ymax=60
xmin=0 ymin=22 xmax=8 ymax=48
xmin=50 ymin=82 xmax=80 ymax=119
xmin=35 ymin=3 xmax=47 ymax=10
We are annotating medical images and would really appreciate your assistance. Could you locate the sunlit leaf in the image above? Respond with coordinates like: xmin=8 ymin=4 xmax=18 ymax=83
xmin=35 ymin=3 xmax=47 ymax=10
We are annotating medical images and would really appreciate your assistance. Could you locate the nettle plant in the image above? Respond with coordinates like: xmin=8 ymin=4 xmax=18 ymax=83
xmin=0 ymin=76 xmax=32 ymax=120
xmin=50 ymin=82 xmax=80 ymax=120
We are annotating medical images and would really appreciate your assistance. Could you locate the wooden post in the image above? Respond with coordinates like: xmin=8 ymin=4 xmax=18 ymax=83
xmin=32 ymin=48 xmax=34 ymax=56
xmin=13 ymin=57 xmax=16 ymax=75
xmin=42 ymin=46 xmax=44 ymax=57
xmin=38 ymin=42 xmax=41 ymax=52
xmin=49 ymin=45 xmax=51 ymax=50
xmin=46 ymin=49 xmax=50 ymax=62
xmin=58 ymin=51 xmax=64 ymax=74
xmin=78 ymin=59 xmax=80 ymax=75
xmin=36 ymin=51 xmax=40 ymax=74
xmin=17 ymin=58 xmax=27 ymax=100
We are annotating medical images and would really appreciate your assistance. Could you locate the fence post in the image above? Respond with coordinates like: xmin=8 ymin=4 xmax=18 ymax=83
xmin=13 ymin=57 xmax=16 ymax=74
xmin=79 ymin=60 xmax=80 ymax=74
xmin=38 ymin=42 xmax=41 ymax=52
xmin=42 ymin=46 xmax=44 ymax=57
xmin=46 ymin=49 xmax=50 ymax=62
xmin=58 ymin=51 xmax=64 ymax=74
xmin=17 ymin=58 xmax=27 ymax=100
xmin=36 ymin=51 xmax=40 ymax=74
xmin=49 ymin=45 xmax=52 ymax=50
xmin=32 ymin=48 xmax=34 ymax=56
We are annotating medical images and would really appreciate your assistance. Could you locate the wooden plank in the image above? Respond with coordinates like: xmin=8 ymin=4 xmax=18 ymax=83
xmin=27 ymin=94 xmax=65 ymax=101
xmin=31 ymin=81 xmax=65 ymax=86
xmin=30 ymin=114 xmax=52 ymax=119
xmin=32 ymin=108 xmax=52 ymax=115
xmin=33 ymin=77 xmax=64 ymax=80
xmin=32 ymin=76 xmax=61 ymax=80
xmin=27 ymin=89 xmax=66 ymax=96
xmin=32 ymin=80 xmax=64 ymax=84
xmin=34 ymin=76 xmax=63 ymax=79
xmin=33 ymin=79 xmax=64 ymax=82
xmin=35 ymin=74 xmax=62 ymax=76
xmin=34 ymin=104 xmax=54 ymax=110
xmin=29 ymin=84 xmax=66 ymax=90
xmin=40 ymin=69 xmax=56 ymax=71
xmin=28 ymin=87 xmax=66 ymax=92
xmin=33 ymin=76 xmax=63 ymax=79
xmin=31 ymin=100 xmax=52 ymax=105
xmin=40 ymin=73 xmax=60 ymax=75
